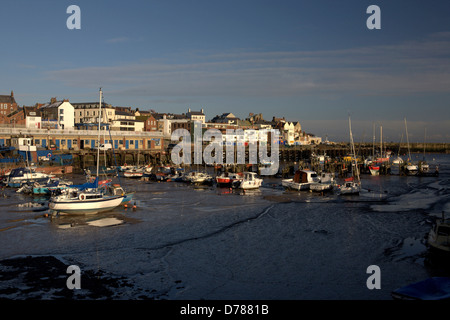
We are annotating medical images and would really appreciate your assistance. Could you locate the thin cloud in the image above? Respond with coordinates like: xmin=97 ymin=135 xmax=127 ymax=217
xmin=105 ymin=37 xmax=129 ymax=44
xmin=45 ymin=31 xmax=450 ymax=101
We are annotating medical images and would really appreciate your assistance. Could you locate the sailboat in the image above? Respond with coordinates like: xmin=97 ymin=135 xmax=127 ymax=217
xmin=403 ymin=118 xmax=419 ymax=176
xmin=49 ymin=88 xmax=125 ymax=215
xmin=339 ymin=117 xmax=361 ymax=195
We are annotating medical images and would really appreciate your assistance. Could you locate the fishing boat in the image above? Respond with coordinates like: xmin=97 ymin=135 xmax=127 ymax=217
xmin=368 ymin=164 xmax=380 ymax=176
xmin=391 ymin=277 xmax=450 ymax=300
xmin=427 ymin=212 xmax=450 ymax=256
xmin=282 ymin=169 xmax=319 ymax=191
xmin=339 ymin=117 xmax=361 ymax=195
xmin=49 ymin=88 xmax=124 ymax=215
xmin=215 ymin=172 xmax=243 ymax=187
xmin=233 ymin=172 xmax=262 ymax=190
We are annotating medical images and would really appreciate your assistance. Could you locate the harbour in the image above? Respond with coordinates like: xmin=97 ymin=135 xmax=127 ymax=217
xmin=0 ymin=150 xmax=449 ymax=300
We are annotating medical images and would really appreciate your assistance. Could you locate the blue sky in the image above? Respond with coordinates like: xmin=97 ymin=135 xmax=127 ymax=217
xmin=1 ymin=0 xmax=450 ymax=142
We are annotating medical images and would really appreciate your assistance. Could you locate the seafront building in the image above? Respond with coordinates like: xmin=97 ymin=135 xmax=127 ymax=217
xmin=0 ymin=92 xmax=321 ymax=158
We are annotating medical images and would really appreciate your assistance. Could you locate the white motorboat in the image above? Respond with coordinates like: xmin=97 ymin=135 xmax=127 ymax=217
xmin=339 ymin=178 xmax=361 ymax=195
xmin=6 ymin=167 xmax=53 ymax=187
xmin=310 ymin=172 xmax=335 ymax=192
xmin=282 ymin=169 xmax=319 ymax=191
xmin=234 ymin=172 xmax=262 ymax=190
xmin=185 ymin=171 xmax=213 ymax=185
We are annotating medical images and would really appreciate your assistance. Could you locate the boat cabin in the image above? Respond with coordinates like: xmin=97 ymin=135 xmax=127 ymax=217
xmin=293 ymin=170 xmax=319 ymax=184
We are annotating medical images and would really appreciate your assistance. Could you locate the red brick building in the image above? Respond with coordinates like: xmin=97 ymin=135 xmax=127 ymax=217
xmin=0 ymin=91 xmax=19 ymax=124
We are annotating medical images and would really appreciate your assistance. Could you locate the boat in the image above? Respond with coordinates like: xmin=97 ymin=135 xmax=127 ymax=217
xmin=310 ymin=172 xmax=336 ymax=192
xmin=282 ymin=169 xmax=319 ymax=191
xmin=49 ymin=88 xmax=124 ymax=215
xmin=339 ymin=177 xmax=361 ymax=195
xmin=123 ymin=166 xmax=144 ymax=178
xmin=392 ymin=156 xmax=403 ymax=165
xmin=427 ymin=211 xmax=450 ymax=256
xmin=391 ymin=277 xmax=450 ymax=300
xmin=102 ymin=184 xmax=134 ymax=205
xmin=339 ymin=117 xmax=361 ymax=195
xmin=32 ymin=178 xmax=73 ymax=195
xmin=5 ymin=167 xmax=53 ymax=188
xmin=403 ymin=118 xmax=419 ymax=176
xmin=233 ymin=172 xmax=262 ymax=190
xmin=215 ymin=172 xmax=243 ymax=187
xmin=368 ymin=164 xmax=380 ymax=176
xmin=186 ymin=171 xmax=213 ymax=185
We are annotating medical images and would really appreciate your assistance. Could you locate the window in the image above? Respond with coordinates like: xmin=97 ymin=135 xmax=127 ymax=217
xmin=60 ymin=109 xmax=64 ymax=114
xmin=73 ymin=139 xmax=77 ymax=145
xmin=61 ymin=140 xmax=66 ymax=145
xmin=35 ymin=139 xmax=40 ymax=145
xmin=60 ymin=116 xmax=64 ymax=121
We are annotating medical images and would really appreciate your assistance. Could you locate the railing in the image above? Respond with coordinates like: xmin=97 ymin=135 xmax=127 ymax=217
xmin=0 ymin=127 xmax=164 ymax=138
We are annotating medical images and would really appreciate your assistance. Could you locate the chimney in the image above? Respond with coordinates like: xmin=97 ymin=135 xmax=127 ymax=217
xmin=201 ymin=108 xmax=204 ymax=114
xmin=50 ymin=97 xmax=57 ymax=104
xmin=10 ymin=90 xmax=14 ymax=97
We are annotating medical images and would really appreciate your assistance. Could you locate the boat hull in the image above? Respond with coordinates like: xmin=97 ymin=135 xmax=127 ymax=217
xmin=49 ymin=195 xmax=125 ymax=215
xmin=281 ymin=179 xmax=310 ymax=191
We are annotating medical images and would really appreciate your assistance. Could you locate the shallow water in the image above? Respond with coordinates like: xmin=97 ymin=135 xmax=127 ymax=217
xmin=0 ymin=153 xmax=449 ymax=300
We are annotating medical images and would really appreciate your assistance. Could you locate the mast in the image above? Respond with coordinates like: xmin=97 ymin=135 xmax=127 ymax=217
xmin=372 ymin=122 xmax=375 ymax=158
xmin=380 ymin=125 xmax=383 ymax=158
xmin=405 ymin=117 xmax=412 ymax=162
xmin=349 ymin=116 xmax=360 ymax=184
xmin=96 ymin=88 xmax=102 ymax=179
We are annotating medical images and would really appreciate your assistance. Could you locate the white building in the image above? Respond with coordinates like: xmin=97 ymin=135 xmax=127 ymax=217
xmin=39 ymin=99 xmax=74 ymax=130
xmin=58 ymin=101 xmax=75 ymax=130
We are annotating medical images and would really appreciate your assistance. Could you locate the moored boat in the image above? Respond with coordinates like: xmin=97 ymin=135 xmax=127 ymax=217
xmin=427 ymin=212 xmax=450 ymax=256
xmin=48 ymin=89 xmax=125 ymax=215
xmin=282 ymin=169 xmax=319 ymax=191
xmin=233 ymin=172 xmax=262 ymax=190
xmin=215 ymin=172 xmax=243 ymax=187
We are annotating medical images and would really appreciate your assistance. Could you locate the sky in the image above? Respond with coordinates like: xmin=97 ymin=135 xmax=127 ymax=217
xmin=1 ymin=0 xmax=450 ymax=142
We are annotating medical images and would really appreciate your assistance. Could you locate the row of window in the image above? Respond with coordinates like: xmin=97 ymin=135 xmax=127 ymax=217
xmin=33 ymin=139 xmax=155 ymax=146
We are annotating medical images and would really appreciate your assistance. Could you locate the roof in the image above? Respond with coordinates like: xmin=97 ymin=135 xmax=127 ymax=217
xmin=23 ymin=106 xmax=41 ymax=117
xmin=40 ymin=101 xmax=63 ymax=109
xmin=188 ymin=111 xmax=205 ymax=116
xmin=115 ymin=111 xmax=133 ymax=116
xmin=0 ymin=95 xmax=16 ymax=104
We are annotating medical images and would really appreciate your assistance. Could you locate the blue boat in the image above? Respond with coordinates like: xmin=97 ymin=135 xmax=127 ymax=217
xmin=392 ymin=277 xmax=450 ymax=300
